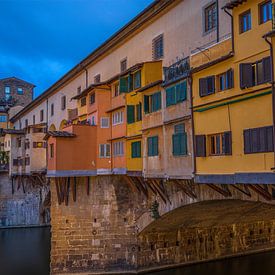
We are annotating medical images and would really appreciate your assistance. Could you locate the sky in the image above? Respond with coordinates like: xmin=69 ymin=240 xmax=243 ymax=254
xmin=0 ymin=0 xmax=153 ymax=98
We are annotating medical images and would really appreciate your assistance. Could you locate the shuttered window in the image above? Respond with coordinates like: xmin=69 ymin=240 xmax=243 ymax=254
xmin=244 ymin=126 xmax=273 ymax=154
xmin=144 ymin=92 xmax=162 ymax=114
xmin=131 ymin=141 xmax=141 ymax=158
xmin=209 ymin=132 xmax=232 ymax=156
xmin=133 ymin=70 xmax=141 ymax=90
xmin=199 ymin=76 xmax=215 ymax=97
xmin=136 ymin=102 xmax=142 ymax=121
xmin=61 ymin=96 xmax=66 ymax=110
xmin=90 ymin=93 xmax=95 ymax=104
xmin=240 ymin=56 xmax=271 ymax=89
xmin=195 ymin=135 xmax=206 ymax=157
xmin=119 ymin=76 xmax=128 ymax=93
xmin=99 ymin=144 xmax=111 ymax=158
xmin=148 ymin=136 xmax=158 ymax=156
xmin=127 ymin=105 xmax=135 ymax=124
xmin=218 ymin=69 xmax=234 ymax=91
xmin=80 ymin=97 xmax=86 ymax=107
xmin=100 ymin=117 xmax=109 ymax=128
xmin=172 ymin=123 xmax=187 ymax=156
xmin=166 ymin=80 xmax=187 ymax=107
xmin=152 ymin=34 xmax=164 ymax=60
xmin=113 ymin=141 xmax=124 ymax=156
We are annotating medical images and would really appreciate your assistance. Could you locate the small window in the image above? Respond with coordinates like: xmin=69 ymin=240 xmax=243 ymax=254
xmin=61 ymin=96 xmax=66 ymax=110
xmin=40 ymin=110 xmax=44 ymax=122
xmin=136 ymin=102 xmax=142 ymax=121
xmin=199 ymin=76 xmax=215 ymax=97
xmin=173 ymin=124 xmax=187 ymax=156
xmin=112 ymin=111 xmax=123 ymax=125
xmin=113 ymin=141 xmax=124 ymax=156
xmin=99 ymin=144 xmax=111 ymax=158
xmin=120 ymin=58 xmax=127 ymax=73
xmin=152 ymin=34 xmax=164 ymax=60
xmin=90 ymin=93 xmax=95 ymax=105
xmin=133 ymin=70 xmax=141 ymax=90
xmin=25 ymin=119 xmax=28 ymax=128
xmin=259 ymin=1 xmax=272 ymax=24
xmin=240 ymin=10 xmax=251 ymax=33
xmin=166 ymin=81 xmax=187 ymax=107
xmin=114 ymin=83 xmax=120 ymax=97
xmin=0 ymin=115 xmax=7 ymax=122
xmin=208 ymin=132 xmax=232 ymax=156
xmin=217 ymin=69 xmax=234 ymax=91
xmin=50 ymin=144 xmax=54 ymax=158
xmin=100 ymin=117 xmax=109 ymax=128
xmin=17 ymin=87 xmax=23 ymax=95
xmin=5 ymin=86 xmax=10 ymax=100
xmin=33 ymin=115 xmax=35 ymax=125
xmin=51 ymin=103 xmax=54 ymax=116
xmin=77 ymin=86 xmax=81 ymax=95
xmin=94 ymin=74 xmax=101 ymax=84
xmin=147 ymin=136 xmax=158 ymax=157
xmin=204 ymin=2 xmax=217 ymax=33
xmin=80 ymin=97 xmax=86 ymax=107
xmin=131 ymin=141 xmax=141 ymax=158
xmin=144 ymin=91 xmax=162 ymax=114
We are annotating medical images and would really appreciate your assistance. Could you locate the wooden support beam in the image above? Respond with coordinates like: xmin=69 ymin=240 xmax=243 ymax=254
xmin=151 ymin=179 xmax=167 ymax=204
xmin=55 ymin=178 xmax=62 ymax=205
xmin=231 ymin=184 xmax=251 ymax=197
xmin=64 ymin=177 xmax=70 ymax=206
xmin=22 ymin=176 xmax=26 ymax=194
xmin=248 ymin=184 xmax=272 ymax=201
xmin=73 ymin=177 xmax=77 ymax=202
xmin=123 ymin=176 xmax=140 ymax=194
xmin=135 ymin=177 xmax=149 ymax=198
xmin=175 ymin=180 xmax=197 ymax=199
xmin=11 ymin=177 xmax=14 ymax=195
xmin=206 ymin=184 xmax=232 ymax=197
xmin=146 ymin=180 xmax=158 ymax=196
xmin=86 ymin=176 xmax=90 ymax=196
xmin=17 ymin=176 xmax=21 ymax=191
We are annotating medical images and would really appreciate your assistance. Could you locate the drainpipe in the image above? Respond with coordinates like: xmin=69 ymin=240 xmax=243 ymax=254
xmin=216 ymin=0 xmax=219 ymax=43
xmin=189 ymin=74 xmax=197 ymax=178
xmin=223 ymin=7 xmax=234 ymax=53
xmin=84 ymin=68 xmax=88 ymax=89
xmin=264 ymin=36 xmax=275 ymax=168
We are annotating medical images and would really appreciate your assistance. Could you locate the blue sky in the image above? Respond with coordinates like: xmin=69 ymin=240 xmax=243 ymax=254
xmin=0 ymin=0 xmax=153 ymax=98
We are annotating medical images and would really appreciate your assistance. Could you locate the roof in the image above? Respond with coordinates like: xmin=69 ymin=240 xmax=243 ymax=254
xmin=223 ymin=0 xmax=247 ymax=9
xmin=0 ymin=76 xmax=36 ymax=87
xmin=44 ymin=131 xmax=76 ymax=140
xmin=10 ymin=0 xmax=176 ymax=122
xmin=0 ymin=129 xmax=25 ymax=136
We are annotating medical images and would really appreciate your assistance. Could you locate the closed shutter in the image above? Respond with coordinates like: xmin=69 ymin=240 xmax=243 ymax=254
xmin=195 ymin=135 xmax=206 ymax=157
xmin=119 ymin=77 xmax=128 ymax=93
xmin=226 ymin=69 xmax=234 ymax=89
xmin=144 ymin=95 xmax=149 ymax=113
xmin=136 ymin=103 xmax=142 ymax=121
xmin=266 ymin=126 xmax=274 ymax=152
xmin=173 ymin=132 xmax=187 ymax=156
xmin=153 ymin=92 xmax=161 ymax=112
xmin=148 ymin=137 xmax=153 ymax=156
xmin=263 ymin=56 xmax=271 ymax=83
xmin=199 ymin=78 xmax=208 ymax=97
xmin=176 ymin=81 xmax=187 ymax=102
xmin=259 ymin=127 xmax=267 ymax=152
xmin=257 ymin=61 xmax=264 ymax=85
xmin=132 ymin=141 xmax=141 ymax=158
xmin=166 ymin=87 xmax=175 ymax=107
xmin=153 ymin=136 xmax=158 ymax=156
xmin=251 ymin=128 xmax=259 ymax=153
xmin=223 ymin=131 xmax=232 ymax=155
xmin=128 ymin=74 xmax=133 ymax=92
xmin=243 ymin=129 xmax=251 ymax=154
xmin=127 ymin=105 xmax=135 ymax=124
xmin=207 ymin=76 xmax=215 ymax=95
xmin=240 ymin=63 xmax=253 ymax=89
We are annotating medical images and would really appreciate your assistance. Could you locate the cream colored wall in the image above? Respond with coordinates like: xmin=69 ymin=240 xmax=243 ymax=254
xmin=13 ymin=0 xmax=230 ymax=131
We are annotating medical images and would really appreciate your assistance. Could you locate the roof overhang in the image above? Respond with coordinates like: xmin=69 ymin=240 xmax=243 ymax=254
xmin=223 ymin=0 xmax=247 ymax=10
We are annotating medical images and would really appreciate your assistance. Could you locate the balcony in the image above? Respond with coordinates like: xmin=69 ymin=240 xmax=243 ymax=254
xmin=46 ymin=124 xmax=97 ymax=177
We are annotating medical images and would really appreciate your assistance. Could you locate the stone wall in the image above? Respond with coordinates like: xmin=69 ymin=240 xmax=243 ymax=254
xmin=0 ymin=172 xmax=50 ymax=227
xmin=50 ymin=175 xmax=146 ymax=274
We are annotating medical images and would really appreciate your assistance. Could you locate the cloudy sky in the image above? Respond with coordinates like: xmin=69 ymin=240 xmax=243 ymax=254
xmin=0 ymin=0 xmax=153 ymax=98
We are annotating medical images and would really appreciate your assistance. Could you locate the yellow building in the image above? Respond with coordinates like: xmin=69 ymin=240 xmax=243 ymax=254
xmin=192 ymin=0 xmax=275 ymax=184
xmin=124 ymin=61 xmax=162 ymax=175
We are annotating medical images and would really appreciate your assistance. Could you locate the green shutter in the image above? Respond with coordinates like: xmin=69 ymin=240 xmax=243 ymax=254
xmin=128 ymin=74 xmax=133 ymax=92
xmin=173 ymin=132 xmax=187 ymax=156
xmin=148 ymin=137 xmax=152 ymax=156
xmin=144 ymin=95 xmax=149 ymax=113
xmin=136 ymin=103 xmax=142 ymax=121
xmin=134 ymin=71 xmax=141 ymax=89
xmin=131 ymin=141 xmax=141 ymax=158
xmin=166 ymin=87 xmax=176 ymax=107
xmin=127 ymin=105 xmax=135 ymax=124
xmin=153 ymin=136 xmax=158 ymax=156
xmin=152 ymin=92 xmax=161 ymax=112
xmin=119 ymin=77 xmax=128 ymax=93
xmin=176 ymin=81 xmax=187 ymax=103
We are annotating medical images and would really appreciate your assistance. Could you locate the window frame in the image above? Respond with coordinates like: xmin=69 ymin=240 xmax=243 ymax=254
xmin=147 ymin=136 xmax=159 ymax=157
xmin=17 ymin=87 xmax=24 ymax=95
xmin=100 ymin=117 xmax=110 ymax=128
xmin=203 ymin=1 xmax=217 ymax=34
xmin=99 ymin=144 xmax=111 ymax=158
xmin=113 ymin=141 xmax=124 ymax=157
xmin=131 ymin=141 xmax=141 ymax=158
xmin=152 ymin=34 xmax=164 ymax=60
xmin=120 ymin=58 xmax=127 ymax=73
xmin=61 ymin=95 xmax=66 ymax=110
xmin=239 ymin=9 xmax=252 ymax=34
xmin=259 ymin=0 xmax=272 ymax=24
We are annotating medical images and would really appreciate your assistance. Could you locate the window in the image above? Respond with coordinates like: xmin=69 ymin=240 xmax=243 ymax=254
xmin=244 ymin=126 xmax=273 ymax=154
xmin=172 ymin=124 xmax=187 ymax=156
xmin=25 ymin=140 xmax=30 ymax=150
xmin=127 ymin=103 xmax=142 ymax=124
xmin=217 ymin=69 xmax=234 ymax=91
xmin=136 ymin=102 xmax=142 ymax=121
xmin=50 ymin=144 xmax=54 ymax=158
xmin=199 ymin=76 xmax=215 ymax=97
xmin=33 ymin=142 xmax=46 ymax=148
xmin=77 ymin=86 xmax=81 ymax=95
xmin=204 ymin=2 xmax=217 ymax=33
xmin=209 ymin=132 xmax=232 ymax=156
xmin=33 ymin=115 xmax=35 ymax=125
xmin=25 ymin=157 xmax=30 ymax=166
xmin=131 ymin=141 xmax=141 ymax=158
xmin=100 ymin=117 xmax=109 ymax=128
xmin=40 ymin=109 xmax=44 ymax=122
xmin=133 ymin=70 xmax=141 ymax=90
xmin=0 ymin=115 xmax=7 ymax=122
xmin=114 ymin=83 xmax=119 ymax=97
xmin=17 ymin=87 xmax=23 ymax=95
xmin=112 ymin=111 xmax=123 ymax=125
xmin=120 ymin=58 xmax=127 ymax=73
xmin=166 ymin=81 xmax=187 ymax=107
xmin=25 ymin=119 xmax=28 ymax=128
xmin=61 ymin=96 xmax=66 ymax=110
xmin=144 ymin=91 xmax=162 ymax=114
xmin=91 ymin=116 xmax=96 ymax=125
xmin=51 ymin=103 xmax=54 ymax=116
xmin=259 ymin=1 xmax=272 ymax=24
xmin=94 ymin=74 xmax=101 ymax=84
xmin=119 ymin=75 xmax=129 ymax=93
xmin=240 ymin=57 xmax=271 ymax=89
xmin=113 ymin=141 xmax=124 ymax=156
xmin=90 ymin=93 xmax=95 ymax=104
xmin=240 ymin=10 xmax=251 ymax=33
xmin=80 ymin=97 xmax=86 ymax=107
xmin=148 ymin=136 xmax=158 ymax=157
xmin=5 ymin=86 xmax=10 ymax=100
xmin=152 ymin=34 xmax=164 ymax=60
xmin=99 ymin=144 xmax=111 ymax=158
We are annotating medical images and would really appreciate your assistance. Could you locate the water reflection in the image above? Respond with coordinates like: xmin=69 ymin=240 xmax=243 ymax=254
xmin=0 ymin=227 xmax=50 ymax=275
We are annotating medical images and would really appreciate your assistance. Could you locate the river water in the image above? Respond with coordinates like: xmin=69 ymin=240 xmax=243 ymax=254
xmin=0 ymin=227 xmax=275 ymax=275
